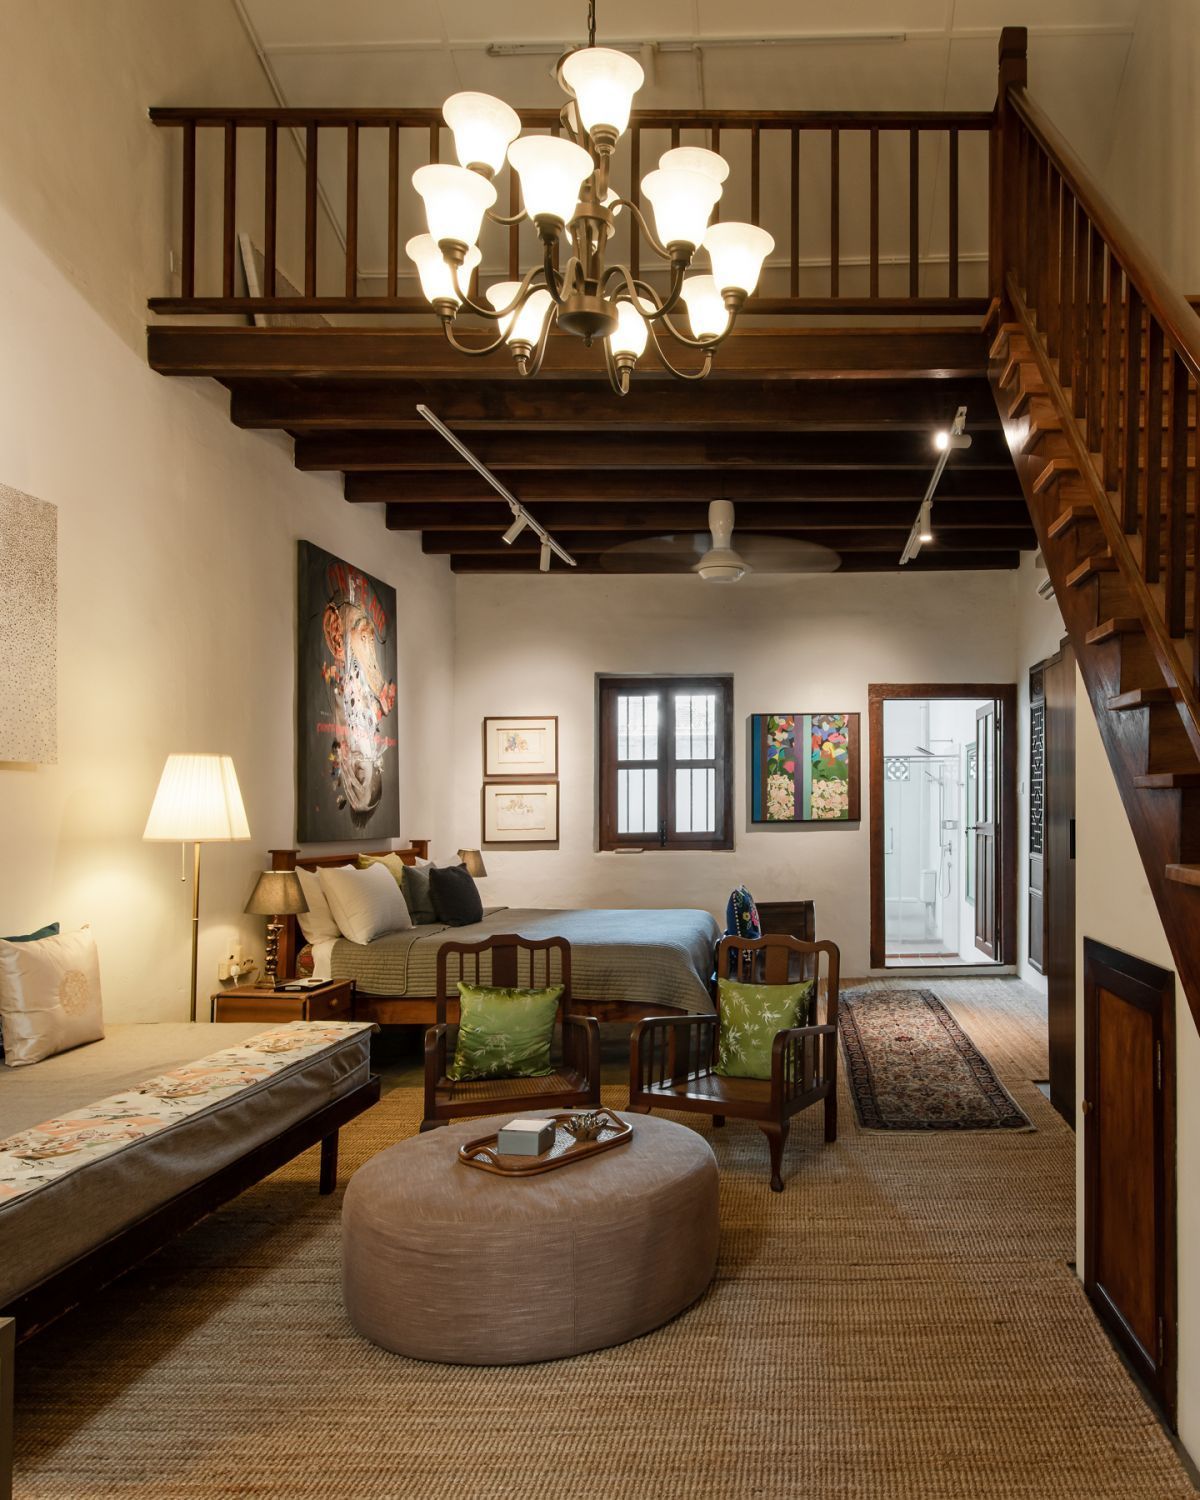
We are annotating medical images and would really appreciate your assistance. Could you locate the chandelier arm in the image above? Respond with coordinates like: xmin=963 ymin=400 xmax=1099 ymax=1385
xmin=521 ymin=301 xmax=557 ymax=378
xmin=484 ymin=205 xmax=529 ymax=228
xmin=440 ymin=319 xmax=510 ymax=358
xmin=448 ymin=260 xmax=543 ymax=321
xmin=602 ymin=337 xmax=631 ymax=398
xmin=645 ymin=317 xmax=715 ymax=381
xmin=607 ymin=199 xmax=677 ymax=264
xmin=542 ymin=242 xmax=574 ymax=305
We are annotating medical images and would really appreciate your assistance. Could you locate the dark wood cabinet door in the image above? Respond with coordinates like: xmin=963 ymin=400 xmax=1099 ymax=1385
xmin=1083 ymin=940 xmax=1176 ymax=1425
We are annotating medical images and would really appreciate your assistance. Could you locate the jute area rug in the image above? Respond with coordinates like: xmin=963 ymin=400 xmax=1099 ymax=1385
xmin=13 ymin=978 xmax=1197 ymax=1500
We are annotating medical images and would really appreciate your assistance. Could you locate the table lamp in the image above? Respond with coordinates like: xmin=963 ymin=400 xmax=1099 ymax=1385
xmin=144 ymin=753 xmax=250 ymax=1021
xmin=244 ymin=870 xmax=308 ymax=990
xmin=457 ymin=848 xmax=488 ymax=877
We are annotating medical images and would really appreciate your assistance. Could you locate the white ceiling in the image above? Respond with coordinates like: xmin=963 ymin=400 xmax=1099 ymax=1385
xmin=231 ymin=0 xmax=1140 ymax=299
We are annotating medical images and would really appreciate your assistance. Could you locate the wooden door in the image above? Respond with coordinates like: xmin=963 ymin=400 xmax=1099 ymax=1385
xmin=1044 ymin=641 xmax=1076 ymax=1123
xmin=973 ymin=701 xmax=999 ymax=957
xmin=1083 ymin=940 xmax=1176 ymax=1424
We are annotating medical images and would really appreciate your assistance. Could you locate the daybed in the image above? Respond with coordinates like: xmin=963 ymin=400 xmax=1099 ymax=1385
xmin=272 ymin=844 xmax=722 ymax=1024
xmin=0 ymin=1019 xmax=378 ymax=1338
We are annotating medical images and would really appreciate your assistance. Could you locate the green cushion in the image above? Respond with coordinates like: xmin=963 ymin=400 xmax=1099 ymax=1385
xmin=714 ymin=977 xmax=815 ymax=1081
xmin=447 ymin=982 xmax=564 ymax=1082
xmin=400 ymin=864 xmax=437 ymax=925
xmin=2 ymin=922 xmax=59 ymax=943
xmin=355 ymin=852 xmax=407 ymax=888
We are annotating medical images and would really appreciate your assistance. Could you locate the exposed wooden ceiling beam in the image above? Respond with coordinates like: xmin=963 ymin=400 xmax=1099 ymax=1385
xmin=421 ymin=527 xmax=1036 ymax=556
xmin=363 ymin=469 xmax=1023 ymax=505
xmin=447 ymin=549 xmax=1023 ymax=573
xmin=385 ymin=500 xmax=1034 ymax=533
xmin=147 ymin=325 xmax=990 ymax=381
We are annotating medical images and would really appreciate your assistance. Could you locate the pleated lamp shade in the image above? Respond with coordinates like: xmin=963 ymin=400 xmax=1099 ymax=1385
xmin=143 ymin=754 xmax=251 ymax=842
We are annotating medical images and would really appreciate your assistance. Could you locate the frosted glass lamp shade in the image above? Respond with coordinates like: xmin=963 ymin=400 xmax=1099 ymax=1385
xmin=560 ymin=47 xmax=644 ymax=139
xmin=143 ymin=754 xmax=250 ymax=842
xmin=703 ymin=221 xmax=775 ymax=296
xmin=442 ymin=92 xmax=521 ymax=175
xmin=485 ymin=281 xmax=554 ymax=346
xmin=681 ymin=275 xmax=729 ymax=340
xmin=244 ymin=870 xmax=308 ymax=917
xmin=640 ymin=168 xmax=721 ymax=250
xmin=658 ymin=146 xmax=729 ymax=185
xmin=406 ymin=234 xmax=481 ymax=304
xmin=507 ymin=135 xmax=593 ymax=224
xmin=609 ymin=299 xmax=649 ymax=360
xmin=412 ymin=163 xmax=496 ymax=249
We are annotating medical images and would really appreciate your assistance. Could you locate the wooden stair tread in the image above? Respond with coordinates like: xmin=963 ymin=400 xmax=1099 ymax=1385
xmin=1047 ymin=503 xmax=1095 ymax=539
xmin=1107 ymin=688 xmax=1173 ymax=709
xmin=1034 ymin=457 xmax=1079 ymax=493
xmin=988 ymin=322 xmax=1024 ymax=360
xmin=1135 ymin=772 xmax=1200 ymax=789
xmin=1166 ymin=864 xmax=1200 ymax=887
xmin=1086 ymin=617 xmax=1140 ymax=644
xmin=1066 ymin=554 xmax=1116 ymax=587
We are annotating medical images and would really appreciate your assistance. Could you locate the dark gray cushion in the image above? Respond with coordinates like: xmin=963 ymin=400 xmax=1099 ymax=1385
xmin=400 ymin=865 xmax=437 ymax=925
xmin=429 ymin=864 xmax=483 ymax=927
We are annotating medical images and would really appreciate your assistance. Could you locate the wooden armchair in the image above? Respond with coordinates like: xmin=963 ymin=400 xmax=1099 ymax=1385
xmin=628 ymin=935 xmax=839 ymax=1191
xmin=422 ymin=935 xmax=601 ymax=1131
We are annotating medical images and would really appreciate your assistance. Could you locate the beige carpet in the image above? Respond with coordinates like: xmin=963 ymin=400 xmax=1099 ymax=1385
xmin=12 ymin=977 xmax=1198 ymax=1499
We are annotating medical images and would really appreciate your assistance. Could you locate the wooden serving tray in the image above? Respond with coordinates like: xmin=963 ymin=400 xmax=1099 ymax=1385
xmin=458 ymin=1108 xmax=633 ymax=1177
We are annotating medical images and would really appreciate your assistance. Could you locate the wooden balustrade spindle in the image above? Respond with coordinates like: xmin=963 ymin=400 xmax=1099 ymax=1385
xmin=263 ymin=122 xmax=277 ymax=298
xmin=1057 ymin=186 xmax=1074 ymax=390
xmin=908 ymin=128 xmax=919 ymax=299
xmin=789 ymin=127 xmax=799 ymax=298
xmin=751 ymin=125 xmax=761 ymax=228
xmin=1086 ymin=232 xmax=1105 ymax=453
xmin=222 ymin=121 xmax=237 ymax=299
xmin=869 ymin=126 xmax=879 ymax=299
xmin=1121 ymin=285 xmax=1143 ymax=533
xmin=1072 ymin=203 xmax=1089 ymax=419
xmin=630 ymin=127 xmax=640 ymax=281
xmin=1045 ymin=166 xmax=1061 ymax=357
xmin=948 ymin=126 xmax=959 ymax=298
xmin=710 ymin=126 xmax=721 ymax=223
xmin=1103 ymin=258 xmax=1123 ymax=491
xmin=830 ymin=128 xmax=840 ymax=297
xmin=304 ymin=123 xmax=318 ymax=298
xmin=345 ymin=123 xmax=359 ymax=299
xmin=1165 ymin=350 xmax=1190 ymax=636
xmin=508 ymin=165 xmax=519 ymax=279
xmin=1144 ymin=319 xmax=1165 ymax=584
xmin=387 ymin=124 xmax=399 ymax=297
xmin=181 ymin=122 xmax=196 ymax=299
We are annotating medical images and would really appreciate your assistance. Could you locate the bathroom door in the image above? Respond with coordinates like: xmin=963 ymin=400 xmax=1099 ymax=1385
xmin=973 ymin=700 xmax=999 ymax=957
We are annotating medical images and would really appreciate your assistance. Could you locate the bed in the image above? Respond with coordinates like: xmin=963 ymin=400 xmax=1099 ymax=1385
xmin=272 ymin=844 xmax=722 ymax=1024
xmin=0 ymin=1019 xmax=378 ymax=1337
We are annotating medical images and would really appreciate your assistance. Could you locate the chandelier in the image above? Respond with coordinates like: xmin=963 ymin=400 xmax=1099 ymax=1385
xmin=405 ymin=4 xmax=774 ymax=395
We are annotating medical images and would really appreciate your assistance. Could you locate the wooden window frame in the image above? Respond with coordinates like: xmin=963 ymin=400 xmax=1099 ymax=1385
xmin=598 ymin=675 xmax=734 ymax=852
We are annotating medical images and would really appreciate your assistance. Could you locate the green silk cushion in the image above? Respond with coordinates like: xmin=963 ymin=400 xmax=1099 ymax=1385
xmin=714 ymin=977 xmax=816 ymax=1081
xmin=400 ymin=864 xmax=437 ymax=925
xmin=447 ymin=982 xmax=564 ymax=1082
xmin=355 ymin=852 xmax=407 ymax=889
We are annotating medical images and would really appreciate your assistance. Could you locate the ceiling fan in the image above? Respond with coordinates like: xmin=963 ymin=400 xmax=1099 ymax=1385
xmin=599 ymin=500 xmax=841 ymax=581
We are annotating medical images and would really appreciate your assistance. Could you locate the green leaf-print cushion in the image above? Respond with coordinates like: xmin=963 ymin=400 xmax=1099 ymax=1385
xmin=447 ymin=982 xmax=564 ymax=1082
xmin=714 ymin=977 xmax=815 ymax=1081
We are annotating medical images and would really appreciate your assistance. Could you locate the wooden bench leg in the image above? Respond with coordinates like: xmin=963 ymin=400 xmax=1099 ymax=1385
xmin=712 ymin=1114 xmax=726 ymax=1128
xmin=319 ymin=1132 xmax=339 ymax=1195
xmin=825 ymin=1088 xmax=838 ymax=1144
xmin=761 ymin=1123 xmax=788 ymax=1193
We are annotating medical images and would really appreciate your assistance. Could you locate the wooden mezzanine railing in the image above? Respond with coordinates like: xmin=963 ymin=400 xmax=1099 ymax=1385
xmin=147 ymin=105 xmax=994 ymax=320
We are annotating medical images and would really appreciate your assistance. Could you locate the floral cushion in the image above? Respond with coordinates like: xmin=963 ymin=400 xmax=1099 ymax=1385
xmin=714 ymin=977 xmax=815 ymax=1081
xmin=724 ymin=886 xmax=761 ymax=939
xmin=448 ymin=983 xmax=563 ymax=1081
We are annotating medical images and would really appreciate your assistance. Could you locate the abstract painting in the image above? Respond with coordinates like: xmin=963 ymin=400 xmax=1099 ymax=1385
xmin=297 ymin=541 xmax=398 ymax=842
xmin=751 ymin=712 xmax=860 ymax=823
xmin=0 ymin=484 xmax=57 ymax=764
xmin=482 ymin=781 xmax=560 ymax=844
xmin=483 ymin=716 xmax=558 ymax=778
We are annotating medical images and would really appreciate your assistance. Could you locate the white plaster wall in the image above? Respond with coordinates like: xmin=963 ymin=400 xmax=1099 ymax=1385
xmin=452 ymin=569 xmax=1020 ymax=977
xmin=0 ymin=5 xmax=454 ymax=1022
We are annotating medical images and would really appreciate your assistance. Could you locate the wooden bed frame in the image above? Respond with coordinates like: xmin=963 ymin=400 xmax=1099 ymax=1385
xmin=270 ymin=842 xmax=692 ymax=1025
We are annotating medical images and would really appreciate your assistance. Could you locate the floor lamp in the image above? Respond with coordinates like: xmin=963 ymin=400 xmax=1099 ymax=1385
xmin=144 ymin=753 xmax=251 ymax=1022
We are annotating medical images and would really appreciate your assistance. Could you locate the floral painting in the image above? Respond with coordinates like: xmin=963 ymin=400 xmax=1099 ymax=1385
xmin=298 ymin=541 xmax=399 ymax=842
xmin=751 ymin=712 xmax=860 ymax=823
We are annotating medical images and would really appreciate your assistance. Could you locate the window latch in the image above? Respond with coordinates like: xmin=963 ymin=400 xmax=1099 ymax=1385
xmin=659 ymin=818 xmax=668 ymax=848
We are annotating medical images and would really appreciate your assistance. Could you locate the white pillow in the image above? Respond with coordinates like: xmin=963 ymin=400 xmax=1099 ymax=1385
xmin=0 ymin=927 xmax=105 ymax=1067
xmin=295 ymin=866 xmax=342 ymax=945
xmin=319 ymin=862 xmax=411 ymax=945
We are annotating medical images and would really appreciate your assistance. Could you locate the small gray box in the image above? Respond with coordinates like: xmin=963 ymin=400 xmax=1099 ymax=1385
xmin=497 ymin=1118 xmax=557 ymax=1156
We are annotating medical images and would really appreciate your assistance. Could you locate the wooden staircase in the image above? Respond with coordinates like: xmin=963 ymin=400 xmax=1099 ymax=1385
xmin=988 ymin=29 xmax=1200 ymax=1029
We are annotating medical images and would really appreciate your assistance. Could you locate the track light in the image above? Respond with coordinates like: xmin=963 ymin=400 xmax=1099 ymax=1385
xmin=503 ymin=513 xmax=529 ymax=545
xmin=918 ymin=500 xmax=933 ymax=543
xmin=539 ymin=538 xmax=552 ymax=572
xmin=903 ymin=405 xmax=968 ymax=566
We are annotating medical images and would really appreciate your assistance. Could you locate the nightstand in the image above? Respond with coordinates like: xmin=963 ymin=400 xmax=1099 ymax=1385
xmin=210 ymin=979 xmax=355 ymax=1024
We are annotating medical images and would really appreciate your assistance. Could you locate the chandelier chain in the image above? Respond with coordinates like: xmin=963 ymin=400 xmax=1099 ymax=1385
xmin=587 ymin=0 xmax=596 ymax=48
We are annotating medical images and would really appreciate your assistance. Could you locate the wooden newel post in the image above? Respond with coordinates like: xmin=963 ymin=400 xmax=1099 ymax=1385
xmin=991 ymin=26 xmax=1029 ymax=304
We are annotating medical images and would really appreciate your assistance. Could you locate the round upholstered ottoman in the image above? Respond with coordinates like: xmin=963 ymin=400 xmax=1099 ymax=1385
xmin=342 ymin=1110 xmax=718 ymax=1365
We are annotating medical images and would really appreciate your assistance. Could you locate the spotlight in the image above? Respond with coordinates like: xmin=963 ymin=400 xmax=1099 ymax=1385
xmin=539 ymin=538 xmax=551 ymax=572
xmin=918 ymin=501 xmax=933 ymax=544
xmin=947 ymin=432 xmax=973 ymax=451
xmin=503 ymin=512 xmax=529 ymax=545
xmin=934 ymin=430 xmax=949 ymax=451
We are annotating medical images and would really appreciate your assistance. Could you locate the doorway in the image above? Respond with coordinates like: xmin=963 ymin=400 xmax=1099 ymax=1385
xmin=869 ymin=683 xmax=1017 ymax=970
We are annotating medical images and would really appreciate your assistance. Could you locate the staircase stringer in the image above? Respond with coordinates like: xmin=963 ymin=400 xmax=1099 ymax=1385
xmin=989 ymin=299 xmax=1200 ymax=1035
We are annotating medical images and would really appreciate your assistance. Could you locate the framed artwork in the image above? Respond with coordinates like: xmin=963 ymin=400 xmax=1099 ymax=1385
xmin=483 ymin=716 xmax=558 ymax=779
xmin=483 ymin=781 xmax=560 ymax=844
xmin=751 ymin=712 xmax=860 ymax=823
xmin=0 ymin=484 xmax=57 ymax=764
xmin=297 ymin=540 xmax=399 ymax=842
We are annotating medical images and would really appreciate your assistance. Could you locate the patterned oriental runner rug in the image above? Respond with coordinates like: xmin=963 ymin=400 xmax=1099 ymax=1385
xmin=839 ymin=988 xmax=1033 ymax=1131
